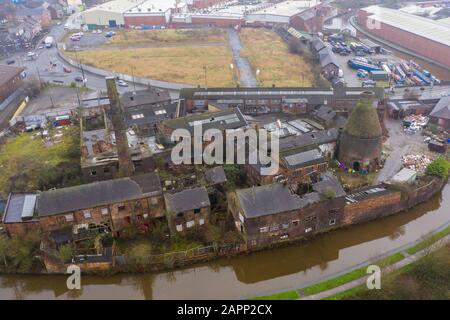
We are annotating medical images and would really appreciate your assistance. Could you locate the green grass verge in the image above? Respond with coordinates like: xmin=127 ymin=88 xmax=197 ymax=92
xmin=298 ymin=252 xmax=404 ymax=296
xmin=324 ymin=262 xmax=418 ymax=300
xmin=405 ymin=226 xmax=450 ymax=255
xmin=249 ymin=252 xmax=404 ymax=300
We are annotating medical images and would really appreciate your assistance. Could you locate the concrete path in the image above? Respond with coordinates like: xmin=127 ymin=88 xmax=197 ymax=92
xmin=299 ymin=234 xmax=450 ymax=300
xmin=227 ymin=29 xmax=258 ymax=87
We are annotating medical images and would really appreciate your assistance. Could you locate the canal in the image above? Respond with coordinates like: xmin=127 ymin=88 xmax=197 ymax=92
xmin=1 ymin=181 xmax=449 ymax=300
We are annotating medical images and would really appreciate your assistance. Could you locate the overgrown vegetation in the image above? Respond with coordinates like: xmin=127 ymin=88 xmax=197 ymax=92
xmin=0 ymin=232 xmax=43 ymax=273
xmin=342 ymin=244 xmax=450 ymax=300
xmin=0 ymin=126 xmax=82 ymax=198
xmin=239 ymin=28 xmax=315 ymax=87
xmin=58 ymin=244 xmax=73 ymax=264
xmin=66 ymin=43 xmax=237 ymax=87
xmin=425 ymin=157 xmax=450 ymax=178
xmin=223 ymin=164 xmax=247 ymax=189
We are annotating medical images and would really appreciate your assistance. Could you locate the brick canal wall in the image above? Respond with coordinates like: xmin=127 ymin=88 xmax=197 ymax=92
xmin=344 ymin=178 xmax=445 ymax=226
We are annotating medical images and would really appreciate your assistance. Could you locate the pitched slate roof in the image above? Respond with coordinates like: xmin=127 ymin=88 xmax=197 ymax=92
xmin=37 ymin=173 xmax=161 ymax=217
xmin=278 ymin=128 xmax=339 ymax=152
xmin=2 ymin=193 xmax=38 ymax=224
xmin=430 ymin=96 xmax=450 ymax=120
xmin=236 ymin=183 xmax=321 ymax=218
xmin=161 ymin=107 xmax=248 ymax=135
xmin=319 ymin=46 xmax=339 ymax=68
xmin=164 ymin=187 xmax=210 ymax=214
xmin=205 ymin=166 xmax=227 ymax=185
xmin=0 ymin=64 xmax=24 ymax=88
xmin=311 ymin=36 xmax=326 ymax=53
xmin=281 ymin=148 xmax=325 ymax=169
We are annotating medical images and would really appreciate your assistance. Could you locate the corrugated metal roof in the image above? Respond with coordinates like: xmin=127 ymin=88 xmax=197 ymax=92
xmin=362 ymin=6 xmax=450 ymax=47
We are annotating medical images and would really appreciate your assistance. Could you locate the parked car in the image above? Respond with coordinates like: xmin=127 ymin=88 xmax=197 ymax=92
xmin=63 ymin=67 xmax=71 ymax=73
xmin=116 ymin=79 xmax=128 ymax=87
xmin=6 ymin=59 xmax=15 ymax=65
xmin=74 ymin=76 xmax=86 ymax=83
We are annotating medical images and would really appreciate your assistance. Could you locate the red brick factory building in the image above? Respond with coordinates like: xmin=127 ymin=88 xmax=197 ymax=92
xmin=357 ymin=6 xmax=450 ymax=70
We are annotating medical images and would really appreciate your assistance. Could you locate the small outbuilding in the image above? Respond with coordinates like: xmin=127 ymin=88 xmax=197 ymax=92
xmin=390 ymin=168 xmax=417 ymax=184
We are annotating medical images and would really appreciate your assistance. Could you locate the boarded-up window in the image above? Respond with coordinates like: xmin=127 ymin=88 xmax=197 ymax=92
xmin=176 ymin=224 xmax=183 ymax=232
xmin=101 ymin=208 xmax=109 ymax=216
xmin=65 ymin=214 xmax=74 ymax=222
xmin=199 ymin=218 xmax=205 ymax=225
xmin=83 ymin=210 xmax=91 ymax=219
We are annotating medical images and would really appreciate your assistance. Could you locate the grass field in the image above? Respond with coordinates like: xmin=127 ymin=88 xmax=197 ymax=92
xmin=106 ymin=28 xmax=228 ymax=46
xmin=67 ymin=45 xmax=237 ymax=86
xmin=239 ymin=28 xmax=315 ymax=87
xmin=0 ymin=126 xmax=81 ymax=198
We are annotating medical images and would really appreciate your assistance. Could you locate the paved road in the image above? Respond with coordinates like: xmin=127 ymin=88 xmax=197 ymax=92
xmin=0 ymin=23 xmax=146 ymax=95
xmin=227 ymin=29 xmax=258 ymax=87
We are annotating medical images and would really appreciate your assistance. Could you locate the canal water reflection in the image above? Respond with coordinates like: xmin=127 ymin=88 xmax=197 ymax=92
xmin=1 ymin=182 xmax=449 ymax=300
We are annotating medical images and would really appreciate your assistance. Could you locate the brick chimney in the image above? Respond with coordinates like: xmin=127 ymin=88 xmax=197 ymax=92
xmin=106 ymin=77 xmax=134 ymax=177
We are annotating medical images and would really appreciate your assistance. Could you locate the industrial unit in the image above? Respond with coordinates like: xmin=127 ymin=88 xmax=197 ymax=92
xmin=357 ymin=5 xmax=450 ymax=70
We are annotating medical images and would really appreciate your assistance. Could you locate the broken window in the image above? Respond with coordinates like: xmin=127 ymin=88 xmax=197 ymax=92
xmin=194 ymin=208 xmax=201 ymax=214
xmin=260 ymin=226 xmax=269 ymax=233
xmin=270 ymin=224 xmax=279 ymax=232
xmin=90 ymin=169 xmax=97 ymax=176
xmin=329 ymin=219 xmax=336 ymax=226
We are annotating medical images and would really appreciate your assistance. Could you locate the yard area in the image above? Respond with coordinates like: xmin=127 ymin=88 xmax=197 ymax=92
xmin=239 ymin=28 xmax=315 ymax=87
xmin=0 ymin=126 xmax=82 ymax=198
xmin=65 ymin=28 xmax=237 ymax=87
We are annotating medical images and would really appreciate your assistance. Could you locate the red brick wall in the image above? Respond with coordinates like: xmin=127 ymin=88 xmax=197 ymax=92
xmin=357 ymin=10 xmax=450 ymax=69
xmin=192 ymin=0 xmax=224 ymax=9
xmin=124 ymin=15 xmax=167 ymax=28
xmin=4 ymin=221 xmax=40 ymax=237
xmin=191 ymin=17 xmax=242 ymax=28
xmin=343 ymin=191 xmax=402 ymax=225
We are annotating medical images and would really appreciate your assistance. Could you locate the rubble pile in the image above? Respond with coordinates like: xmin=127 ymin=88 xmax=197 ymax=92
xmin=403 ymin=115 xmax=428 ymax=134
xmin=402 ymin=154 xmax=431 ymax=172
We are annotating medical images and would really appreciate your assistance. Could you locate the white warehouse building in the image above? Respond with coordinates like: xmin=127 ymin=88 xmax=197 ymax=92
xmin=82 ymin=0 xmax=146 ymax=28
